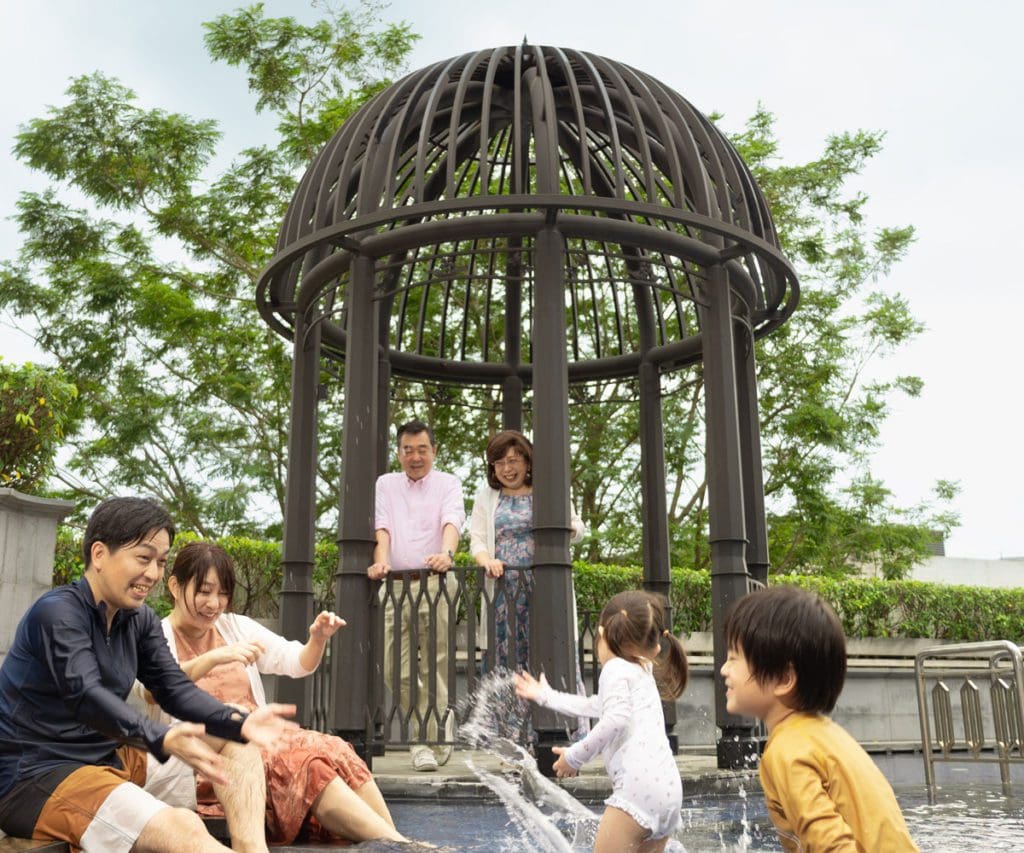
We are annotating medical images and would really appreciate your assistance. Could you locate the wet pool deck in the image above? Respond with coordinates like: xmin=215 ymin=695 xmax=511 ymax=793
xmin=370 ymin=746 xmax=758 ymax=801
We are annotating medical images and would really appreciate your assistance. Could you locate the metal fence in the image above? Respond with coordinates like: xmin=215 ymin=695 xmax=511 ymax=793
xmin=915 ymin=640 xmax=1024 ymax=788
xmin=308 ymin=566 xmax=597 ymax=748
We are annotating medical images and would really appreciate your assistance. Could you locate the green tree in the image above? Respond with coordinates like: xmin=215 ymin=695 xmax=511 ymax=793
xmin=0 ymin=359 xmax=82 ymax=493
xmin=564 ymin=109 xmax=958 ymax=578
xmin=1 ymin=4 xmax=954 ymax=576
xmin=0 ymin=2 xmax=418 ymax=535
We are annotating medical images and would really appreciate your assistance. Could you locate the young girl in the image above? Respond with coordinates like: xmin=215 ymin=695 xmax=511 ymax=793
xmin=515 ymin=590 xmax=687 ymax=853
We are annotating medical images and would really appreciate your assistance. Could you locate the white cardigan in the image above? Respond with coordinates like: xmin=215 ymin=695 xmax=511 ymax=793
xmin=468 ymin=481 xmax=586 ymax=649
xmin=140 ymin=612 xmax=313 ymax=726
xmin=468 ymin=481 xmax=587 ymax=560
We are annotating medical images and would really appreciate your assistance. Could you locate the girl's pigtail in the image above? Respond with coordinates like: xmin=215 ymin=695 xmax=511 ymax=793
xmin=655 ymin=631 xmax=688 ymax=700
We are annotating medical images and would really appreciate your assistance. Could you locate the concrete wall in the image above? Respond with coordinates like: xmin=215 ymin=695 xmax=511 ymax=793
xmin=0 ymin=489 xmax=75 ymax=667
xmin=674 ymin=633 xmax=1011 ymax=751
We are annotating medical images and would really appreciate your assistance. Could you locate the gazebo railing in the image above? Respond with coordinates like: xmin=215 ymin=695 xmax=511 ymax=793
xmin=915 ymin=640 xmax=1024 ymax=789
xmin=308 ymin=565 xmax=599 ymax=749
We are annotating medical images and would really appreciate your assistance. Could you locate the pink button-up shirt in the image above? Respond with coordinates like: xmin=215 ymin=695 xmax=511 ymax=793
xmin=374 ymin=469 xmax=466 ymax=570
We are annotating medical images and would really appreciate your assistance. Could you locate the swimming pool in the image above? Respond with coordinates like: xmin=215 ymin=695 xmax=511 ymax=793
xmin=379 ymin=782 xmax=1024 ymax=851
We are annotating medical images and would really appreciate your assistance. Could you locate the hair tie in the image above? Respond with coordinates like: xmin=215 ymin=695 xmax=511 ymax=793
xmin=662 ymin=629 xmax=671 ymax=638
xmin=620 ymin=609 xmax=628 ymax=618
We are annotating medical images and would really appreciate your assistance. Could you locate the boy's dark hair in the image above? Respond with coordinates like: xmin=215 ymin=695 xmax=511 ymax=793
xmin=484 ymin=430 xmax=533 ymax=490
xmin=599 ymin=590 xmax=688 ymax=700
xmin=170 ymin=541 xmax=237 ymax=615
xmin=396 ymin=420 xmax=435 ymax=447
xmin=82 ymin=497 xmax=176 ymax=568
xmin=724 ymin=585 xmax=847 ymax=713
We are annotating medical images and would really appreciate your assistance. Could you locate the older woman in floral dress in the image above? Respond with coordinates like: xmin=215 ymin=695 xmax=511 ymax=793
xmin=469 ymin=430 xmax=588 ymax=741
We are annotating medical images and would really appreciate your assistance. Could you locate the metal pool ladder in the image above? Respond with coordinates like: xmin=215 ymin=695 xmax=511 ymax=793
xmin=915 ymin=641 xmax=1024 ymax=788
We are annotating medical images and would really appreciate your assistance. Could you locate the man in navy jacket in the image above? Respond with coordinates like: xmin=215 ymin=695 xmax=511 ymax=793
xmin=0 ymin=497 xmax=297 ymax=852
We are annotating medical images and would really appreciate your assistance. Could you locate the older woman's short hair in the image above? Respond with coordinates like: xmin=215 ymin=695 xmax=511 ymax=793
xmin=484 ymin=430 xmax=533 ymax=490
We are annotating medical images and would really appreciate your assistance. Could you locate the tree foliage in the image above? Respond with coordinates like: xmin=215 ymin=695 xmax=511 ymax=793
xmin=1 ymin=6 xmax=955 ymax=575
xmin=0 ymin=2 xmax=418 ymax=536
xmin=0 ymin=359 xmax=81 ymax=493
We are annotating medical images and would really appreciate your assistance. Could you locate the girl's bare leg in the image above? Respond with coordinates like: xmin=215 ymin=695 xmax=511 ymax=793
xmin=594 ymin=806 xmax=666 ymax=853
xmin=311 ymin=778 xmax=408 ymax=843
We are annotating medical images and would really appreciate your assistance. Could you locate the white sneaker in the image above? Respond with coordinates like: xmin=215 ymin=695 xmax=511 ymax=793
xmin=411 ymin=745 xmax=438 ymax=772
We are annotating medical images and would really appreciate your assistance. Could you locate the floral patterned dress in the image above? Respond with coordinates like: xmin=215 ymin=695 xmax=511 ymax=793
xmin=493 ymin=492 xmax=535 ymax=672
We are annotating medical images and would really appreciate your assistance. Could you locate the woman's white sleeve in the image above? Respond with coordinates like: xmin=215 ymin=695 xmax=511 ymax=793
xmin=569 ymin=499 xmax=587 ymax=543
xmin=233 ymin=613 xmax=311 ymax=677
xmin=468 ymin=481 xmax=493 ymax=557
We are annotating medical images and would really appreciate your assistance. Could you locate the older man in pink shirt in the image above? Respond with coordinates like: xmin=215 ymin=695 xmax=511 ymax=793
xmin=367 ymin=420 xmax=465 ymax=771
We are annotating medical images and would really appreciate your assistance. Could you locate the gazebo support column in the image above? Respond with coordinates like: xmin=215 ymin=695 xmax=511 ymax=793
xmin=530 ymin=225 xmax=576 ymax=778
xmin=278 ymin=308 xmax=321 ymax=725
xmin=503 ymin=239 xmax=524 ymax=430
xmin=331 ymin=255 xmax=380 ymax=765
xmin=736 ymin=322 xmax=770 ymax=587
xmin=702 ymin=265 xmax=760 ymax=769
xmin=639 ymin=357 xmax=677 ymax=748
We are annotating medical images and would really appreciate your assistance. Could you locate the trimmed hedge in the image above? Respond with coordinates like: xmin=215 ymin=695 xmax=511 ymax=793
xmin=569 ymin=561 xmax=1024 ymax=642
xmin=51 ymin=533 xmax=1024 ymax=641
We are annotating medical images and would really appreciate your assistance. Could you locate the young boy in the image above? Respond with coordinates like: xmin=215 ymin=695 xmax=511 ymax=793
xmin=721 ymin=585 xmax=918 ymax=852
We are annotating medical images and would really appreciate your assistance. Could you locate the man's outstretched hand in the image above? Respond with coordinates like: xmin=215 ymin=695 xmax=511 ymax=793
xmin=241 ymin=703 xmax=299 ymax=752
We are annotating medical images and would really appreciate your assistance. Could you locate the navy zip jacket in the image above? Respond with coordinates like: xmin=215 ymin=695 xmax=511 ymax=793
xmin=0 ymin=577 xmax=248 ymax=799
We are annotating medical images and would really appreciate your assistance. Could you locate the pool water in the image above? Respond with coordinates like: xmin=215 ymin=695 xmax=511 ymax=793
xmin=379 ymin=784 xmax=1024 ymax=852
xmin=358 ymin=671 xmax=1024 ymax=852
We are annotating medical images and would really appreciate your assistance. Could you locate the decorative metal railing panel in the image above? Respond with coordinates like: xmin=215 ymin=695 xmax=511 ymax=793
xmin=308 ymin=566 xmax=596 ymax=749
xmin=915 ymin=641 xmax=1024 ymax=788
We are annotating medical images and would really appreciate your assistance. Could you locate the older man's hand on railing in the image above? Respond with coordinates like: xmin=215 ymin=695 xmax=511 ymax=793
xmin=423 ymin=550 xmax=455 ymax=572
xmin=367 ymin=561 xmax=391 ymax=580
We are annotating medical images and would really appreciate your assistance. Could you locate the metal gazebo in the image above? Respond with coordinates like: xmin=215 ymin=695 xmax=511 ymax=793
xmin=256 ymin=44 xmax=799 ymax=769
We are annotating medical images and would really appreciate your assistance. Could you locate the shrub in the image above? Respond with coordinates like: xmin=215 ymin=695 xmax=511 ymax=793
xmin=0 ymin=360 xmax=81 ymax=494
xmin=48 ymin=533 xmax=1024 ymax=642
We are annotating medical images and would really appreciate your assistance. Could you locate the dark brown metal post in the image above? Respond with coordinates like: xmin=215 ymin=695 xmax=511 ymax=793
xmin=503 ymin=238 xmax=524 ymax=431
xmin=530 ymin=225 xmax=576 ymax=777
xmin=634 ymin=265 xmax=678 ymax=748
xmin=736 ymin=321 xmax=770 ymax=587
xmin=702 ymin=264 xmax=760 ymax=769
xmin=278 ymin=307 xmax=321 ymax=725
xmin=332 ymin=255 xmax=380 ymax=764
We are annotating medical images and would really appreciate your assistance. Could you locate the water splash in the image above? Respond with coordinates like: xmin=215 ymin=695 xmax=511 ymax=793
xmin=457 ymin=670 xmax=688 ymax=852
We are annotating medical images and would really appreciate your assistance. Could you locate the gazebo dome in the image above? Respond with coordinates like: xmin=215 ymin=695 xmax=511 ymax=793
xmin=256 ymin=43 xmax=798 ymax=383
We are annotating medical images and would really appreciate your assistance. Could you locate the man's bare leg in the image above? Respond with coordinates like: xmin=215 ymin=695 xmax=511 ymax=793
xmin=134 ymin=806 xmax=230 ymax=852
xmin=311 ymin=778 xmax=408 ymax=843
xmin=210 ymin=741 xmax=268 ymax=853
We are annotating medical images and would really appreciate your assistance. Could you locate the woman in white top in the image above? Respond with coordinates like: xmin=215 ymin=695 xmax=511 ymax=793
xmin=142 ymin=542 xmax=407 ymax=846
xmin=469 ymin=429 xmax=587 ymax=673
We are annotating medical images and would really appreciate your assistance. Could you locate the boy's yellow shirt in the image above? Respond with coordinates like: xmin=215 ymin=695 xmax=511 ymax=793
xmin=759 ymin=712 xmax=918 ymax=852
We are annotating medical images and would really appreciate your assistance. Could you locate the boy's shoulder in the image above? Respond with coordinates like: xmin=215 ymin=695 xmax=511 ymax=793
xmin=763 ymin=713 xmax=874 ymax=771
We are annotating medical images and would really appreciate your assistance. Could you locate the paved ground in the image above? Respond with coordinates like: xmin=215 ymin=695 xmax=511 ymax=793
xmin=369 ymin=746 xmax=758 ymax=801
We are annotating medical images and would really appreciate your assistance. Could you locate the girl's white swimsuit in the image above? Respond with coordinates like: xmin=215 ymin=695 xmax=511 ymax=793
xmin=538 ymin=656 xmax=682 ymax=839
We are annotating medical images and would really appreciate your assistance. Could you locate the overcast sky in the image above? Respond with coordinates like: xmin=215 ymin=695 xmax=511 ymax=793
xmin=2 ymin=1 xmax=1021 ymax=559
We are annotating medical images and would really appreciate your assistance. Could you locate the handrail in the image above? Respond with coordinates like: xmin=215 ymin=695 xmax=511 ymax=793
xmin=914 ymin=640 xmax=1024 ymax=789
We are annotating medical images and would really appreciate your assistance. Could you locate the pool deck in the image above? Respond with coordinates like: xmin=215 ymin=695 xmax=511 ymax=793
xmin=370 ymin=746 xmax=758 ymax=801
